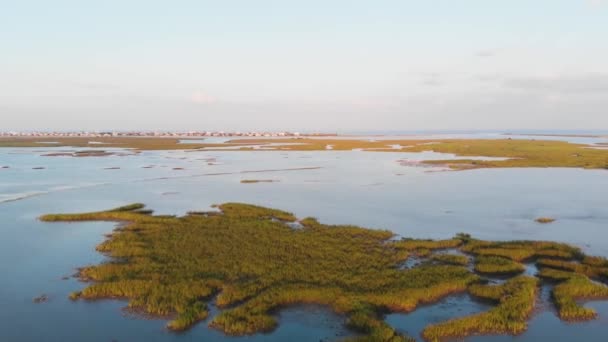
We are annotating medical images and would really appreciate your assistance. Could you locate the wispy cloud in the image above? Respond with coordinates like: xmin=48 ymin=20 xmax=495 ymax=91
xmin=190 ymin=91 xmax=217 ymax=104
xmin=503 ymin=73 xmax=608 ymax=93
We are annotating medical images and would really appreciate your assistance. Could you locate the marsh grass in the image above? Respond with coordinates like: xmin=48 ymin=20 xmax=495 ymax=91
xmin=40 ymin=203 xmax=477 ymax=339
xmin=392 ymin=238 xmax=462 ymax=257
xmin=110 ymin=203 xmax=146 ymax=212
xmin=536 ymin=259 xmax=608 ymax=279
xmin=39 ymin=204 xmax=608 ymax=340
xmin=0 ymin=137 xmax=254 ymax=150
xmin=461 ymin=239 xmax=580 ymax=262
xmin=538 ymin=268 xmax=608 ymax=321
xmin=422 ymin=276 xmax=539 ymax=342
xmin=5 ymin=137 xmax=608 ymax=170
xmin=582 ymin=256 xmax=608 ymax=268
xmin=535 ymin=217 xmax=556 ymax=224
xmin=345 ymin=304 xmax=416 ymax=342
xmin=553 ymin=275 xmax=608 ymax=321
xmin=240 ymin=179 xmax=278 ymax=184
xmin=474 ymin=256 xmax=525 ymax=275
xmin=225 ymin=138 xmax=608 ymax=170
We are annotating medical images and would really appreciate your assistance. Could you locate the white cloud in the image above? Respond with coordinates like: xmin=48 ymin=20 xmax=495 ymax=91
xmin=190 ymin=91 xmax=217 ymax=104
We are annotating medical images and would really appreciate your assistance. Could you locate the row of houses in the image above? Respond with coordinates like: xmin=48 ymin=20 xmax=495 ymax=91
xmin=0 ymin=131 xmax=337 ymax=138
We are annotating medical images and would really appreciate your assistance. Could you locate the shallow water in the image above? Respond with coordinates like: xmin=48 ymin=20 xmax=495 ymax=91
xmin=1 ymin=143 xmax=608 ymax=341
xmin=340 ymin=130 xmax=608 ymax=145
xmin=385 ymin=294 xmax=492 ymax=340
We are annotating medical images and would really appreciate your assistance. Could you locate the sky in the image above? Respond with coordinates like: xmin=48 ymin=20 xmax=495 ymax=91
xmin=1 ymin=0 xmax=608 ymax=132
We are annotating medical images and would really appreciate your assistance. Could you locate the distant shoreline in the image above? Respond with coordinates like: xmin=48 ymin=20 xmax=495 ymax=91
xmin=503 ymin=133 xmax=607 ymax=138
xmin=2 ymin=136 xmax=608 ymax=171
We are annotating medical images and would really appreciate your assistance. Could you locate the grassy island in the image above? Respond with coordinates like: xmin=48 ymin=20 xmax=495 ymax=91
xmin=40 ymin=203 xmax=608 ymax=341
xmin=240 ymin=179 xmax=278 ymax=184
xmin=429 ymin=254 xmax=469 ymax=266
xmin=474 ymin=256 xmax=525 ymax=275
xmin=422 ymin=276 xmax=538 ymax=341
xmin=538 ymin=268 xmax=608 ymax=320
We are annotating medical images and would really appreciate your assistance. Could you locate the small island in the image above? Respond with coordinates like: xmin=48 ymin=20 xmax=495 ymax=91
xmin=40 ymin=204 xmax=608 ymax=341
xmin=535 ymin=217 xmax=556 ymax=224
xmin=240 ymin=179 xmax=278 ymax=184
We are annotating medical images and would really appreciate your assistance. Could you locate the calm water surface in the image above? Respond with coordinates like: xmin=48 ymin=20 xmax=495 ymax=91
xmin=1 ymin=142 xmax=607 ymax=341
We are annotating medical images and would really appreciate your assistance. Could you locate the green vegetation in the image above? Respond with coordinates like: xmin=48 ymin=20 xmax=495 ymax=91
xmin=344 ymin=304 xmax=416 ymax=342
xmin=537 ymin=267 xmax=575 ymax=281
xmin=537 ymin=258 xmax=608 ymax=279
xmin=240 ymin=179 xmax=278 ymax=184
xmin=0 ymin=137 xmax=252 ymax=150
xmin=473 ymin=248 xmax=536 ymax=261
xmin=110 ymin=203 xmax=146 ymax=212
xmin=392 ymin=238 xmax=462 ymax=257
xmin=539 ymin=270 xmax=608 ymax=321
xmin=461 ymin=239 xmax=580 ymax=261
xmin=429 ymin=254 xmax=469 ymax=266
xmin=40 ymin=203 xmax=608 ymax=340
xmin=422 ymin=276 xmax=539 ymax=341
xmin=226 ymin=138 xmax=608 ymax=170
xmin=167 ymin=301 xmax=210 ymax=331
xmin=553 ymin=276 xmax=608 ymax=321
xmin=535 ymin=217 xmax=556 ymax=224
xmin=538 ymin=266 xmax=608 ymax=321
xmin=40 ymin=203 xmax=476 ymax=340
xmin=404 ymin=139 xmax=608 ymax=170
xmin=474 ymin=256 xmax=525 ymax=275
xmin=582 ymin=256 xmax=608 ymax=267
xmin=4 ymin=136 xmax=608 ymax=170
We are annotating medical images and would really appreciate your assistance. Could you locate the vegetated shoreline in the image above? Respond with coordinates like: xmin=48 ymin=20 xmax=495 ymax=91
xmin=42 ymin=150 xmax=124 ymax=157
xmin=39 ymin=203 xmax=608 ymax=342
xmin=240 ymin=179 xmax=278 ymax=184
xmin=3 ymin=136 xmax=608 ymax=171
xmin=503 ymin=133 xmax=606 ymax=138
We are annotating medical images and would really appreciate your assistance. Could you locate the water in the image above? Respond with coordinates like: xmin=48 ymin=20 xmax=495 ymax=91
xmin=338 ymin=130 xmax=608 ymax=145
xmin=467 ymin=284 xmax=608 ymax=342
xmin=1 ymin=141 xmax=608 ymax=341
xmin=386 ymin=294 xmax=492 ymax=339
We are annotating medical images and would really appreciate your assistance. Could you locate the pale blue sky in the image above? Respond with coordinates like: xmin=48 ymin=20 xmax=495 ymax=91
xmin=2 ymin=0 xmax=607 ymax=131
